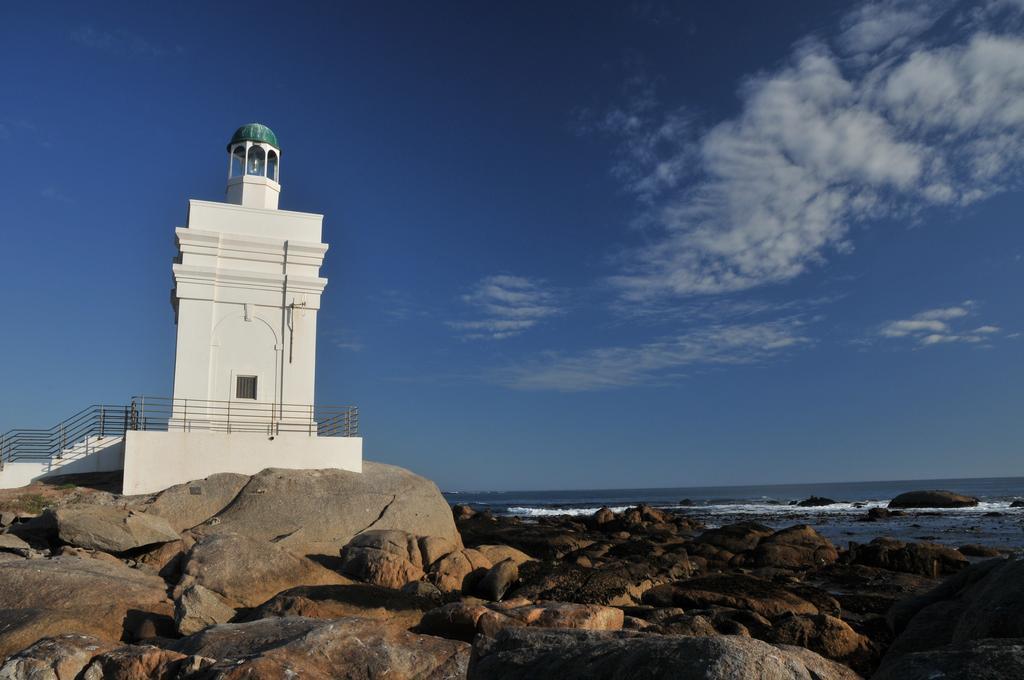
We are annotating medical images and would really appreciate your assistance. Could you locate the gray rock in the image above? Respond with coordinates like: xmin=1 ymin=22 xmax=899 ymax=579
xmin=0 ymin=533 xmax=31 ymax=556
xmin=171 ymin=616 xmax=470 ymax=679
xmin=468 ymin=628 xmax=861 ymax=679
xmin=49 ymin=506 xmax=180 ymax=553
xmin=194 ymin=463 xmax=461 ymax=557
xmin=130 ymin=472 xmax=250 ymax=532
xmin=339 ymin=545 xmax=425 ymax=590
xmin=882 ymin=557 xmax=1024 ymax=667
xmin=889 ymin=490 xmax=979 ymax=508
xmin=175 ymin=584 xmax=236 ymax=635
xmin=477 ymin=558 xmax=519 ymax=601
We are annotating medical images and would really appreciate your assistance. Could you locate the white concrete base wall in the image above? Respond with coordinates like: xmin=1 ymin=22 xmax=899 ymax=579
xmin=0 ymin=436 xmax=125 ymax=489
xmin=122 ymin=430 xmax=362 ymax=495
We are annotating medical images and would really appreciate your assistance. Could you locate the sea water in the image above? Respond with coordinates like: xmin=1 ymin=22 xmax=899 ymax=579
xmin=444 ymin=476 xmax=1024 ymax=550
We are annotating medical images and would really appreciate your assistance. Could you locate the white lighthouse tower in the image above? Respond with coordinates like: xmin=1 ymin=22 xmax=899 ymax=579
xmin=120 ymin=123 xmax=363 ymax=494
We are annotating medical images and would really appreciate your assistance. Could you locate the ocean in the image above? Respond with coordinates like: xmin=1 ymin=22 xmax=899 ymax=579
xmin=444 ymin=476 xmax=1024 ymax=550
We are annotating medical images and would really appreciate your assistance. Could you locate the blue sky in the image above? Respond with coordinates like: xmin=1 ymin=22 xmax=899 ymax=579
xmin=1 ymin=1 xmax=1022 ymax=490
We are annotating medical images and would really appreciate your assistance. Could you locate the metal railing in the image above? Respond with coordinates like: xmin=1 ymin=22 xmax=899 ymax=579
xmin=0 ymin=397 xmax=359 ymax=467
xmin=129 ymin=396 xmax=359 ymax=438
xmin=0 ymin=404 xmax=131 ymax=466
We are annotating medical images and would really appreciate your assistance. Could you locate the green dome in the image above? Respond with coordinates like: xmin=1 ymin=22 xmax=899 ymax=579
xmin=227 ymin=123 xmax=279 ymax=150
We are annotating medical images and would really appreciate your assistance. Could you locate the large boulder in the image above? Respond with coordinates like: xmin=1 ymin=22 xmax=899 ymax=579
xmin=171 ymin=616 xmax=470 ymax=679
xmin=513 ymin=561 xmax=658 ymax=607
xmin=79 ymin=645 xmax=210 ymax=679
xmin=193 ymin=463 xmax=460 ymax=557
xmin=175 ymin=584 xmax=237 ymax=635
xmin=874 ymin=638 xmax=1024 ymax=680
xmin=48 ymin=506 xmax=180 ymax=553
xmin=467 ymin=628 xmax=862 ymax=679
xmin=642 ymin=574 xmax=828 ymax=619
xmin=767 ymin=614 xmax=877 ymax=673
xmin=478 ymin=559 xmax=519 ymax=601
xmin=176 ymin=532 xmax=348 ymax=609
xmin=753 ymin=525 xmax=839 ymax=570
xmin=889 ymin=490 xmax=979 ymax=509
xmin=882 ymin=557 xmax=1024 ymax=666
xmin=339 ymin=530 xmax=427 ymax=589
xmin=848 ymin=537 xmax=968 ymax=578
xmin=475 ymin=544 xmax=536 ymax=566
xmin=0 ymin=556 xmax=174 ymax=657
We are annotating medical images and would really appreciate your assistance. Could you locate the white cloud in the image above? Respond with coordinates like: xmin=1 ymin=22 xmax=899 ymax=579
xmin=448 ymin=275 xmax=560 ymax=340
xmin=497 ymin=319 xmax=810 ymax=391
xmin=602 ymin=3 xmax=1024 ymax=303
xmin=878 ymin=302 xmax=1001 ymax=346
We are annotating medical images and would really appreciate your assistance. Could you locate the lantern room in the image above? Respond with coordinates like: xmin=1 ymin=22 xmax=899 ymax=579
xmin=225 ymin=123 xmax=281 ymax=210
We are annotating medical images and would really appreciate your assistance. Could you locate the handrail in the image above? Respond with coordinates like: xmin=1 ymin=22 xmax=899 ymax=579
xmin=1 ymin=397 xmax=360 ymax=468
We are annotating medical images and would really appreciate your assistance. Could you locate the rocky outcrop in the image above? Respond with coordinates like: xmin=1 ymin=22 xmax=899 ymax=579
xmin=888 ymin=490 xmax=979 ymax=508
xmin=848 ymin=537 xmax=968 ymax=578
xmin=468 ymin=628 xmax=862 ymax=679
xmin=171 ymin=616 xmax=470 ymax=679
xmin=194 ymin=464 xmax=460 ymax=557
xmin=767 ymin=614 xmax=877 ymax=673
xmin=339 ymin=530 xmax=427 ymax=589
xmin=79 ymin=645 xmax=210 ymax=679
xmin=176 ymin=532 xmax=348 ymax=609
xmin=882 ymin=557 xmax=1024 ymax=667
xmin=874 ymin=638 xmax=1024 ymax=679
xmin=475 ymin=544 xmax=536 ymax=566
xmin=797 ymin=496 xmax=837 ymax=507
xmin=48 ymin=506 xmax=180 ymax=553
xmin=0 ymin=557 xmax=174 ymax=657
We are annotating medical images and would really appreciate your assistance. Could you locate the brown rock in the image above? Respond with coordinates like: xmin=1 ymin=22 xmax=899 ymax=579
xmin=475 ymin=544 xmax=536 ymax=566
xmin=129 ymin=472 xmax=250 ymax=533
xmin=428 ymin=548 xmax=492 ymax=593
xmin=753 ymin=525 xmax=839 ymax=570
xmin=340 ymin=546 xmax=425 ymax=589
xmin=848 ymin=537 xmax=968 ymax=578
xmin=0 ymin=634 xmax=116 ymax=679
xmin=958 ymin=544 xmax=1002 ymax=558
xmin=420 ymin=600 xmax=623 ymax=642
xmin=694 ymin=522 xmax=774 ymax=553
xmin=642 ymin=574 xmax=822 ymax=619
xmin=174 ymin=585 xmax=236 ymax=636
xmin=79 ymin=645 xmax=210 ymax=679
xmin=419 ymin=535 xmax=459 ymax=567
xmin=768 ymin=614 xmax=877 ymax=673
xmin=248 ymin=583 xmax=436 ymax=630
xmin=0 ymin=557 xmax=173 ymax=657
xmin=177 ymin=532 xmax=348 ymax=608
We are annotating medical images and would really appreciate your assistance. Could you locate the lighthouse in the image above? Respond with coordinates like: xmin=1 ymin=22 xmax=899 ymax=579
xmin=121 ymin=123 xmax=363 ymax=494
xmin=169 ymin=123 xmax=323 ymax=409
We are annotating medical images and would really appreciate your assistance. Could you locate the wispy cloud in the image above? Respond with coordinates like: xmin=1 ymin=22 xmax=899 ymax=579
xmin=71 ymin=25 xmax=180 ymax=57
xmin=878 ymin=301 xmax=1001 ymax=346
xmin=496 ymin=318 xmax=811 ymax=391
xmin=448 ymin=275 xmax=561 ymax=340
xmin=596 ymin=1 xmax=1024 ymax=303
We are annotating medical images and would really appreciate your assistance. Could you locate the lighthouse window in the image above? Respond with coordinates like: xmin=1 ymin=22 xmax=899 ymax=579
xmin=247 ymin=146 xmax=266 ymax=176
xmin=230 ymin=145 xmax=245 ymax=177
xmin=267 ymin=150 xmax=278 ymax=181
xmin=236 ymin=375 xmax=258 ymax=400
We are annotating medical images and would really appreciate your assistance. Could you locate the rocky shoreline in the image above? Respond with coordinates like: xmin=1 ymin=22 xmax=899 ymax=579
xmin=0 ymin=470 xmax=1021 ymax=678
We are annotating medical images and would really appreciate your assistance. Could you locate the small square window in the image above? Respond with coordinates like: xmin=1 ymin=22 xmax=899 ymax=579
xmin=236 ymin=375 xmax=257 ymax=400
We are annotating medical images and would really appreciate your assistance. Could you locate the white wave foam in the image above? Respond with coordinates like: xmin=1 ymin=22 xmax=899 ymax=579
xmin=502 ymin=500 xmax=1015 ymax=518
xmin=506 ymin=505 xmax=632 ymax=517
